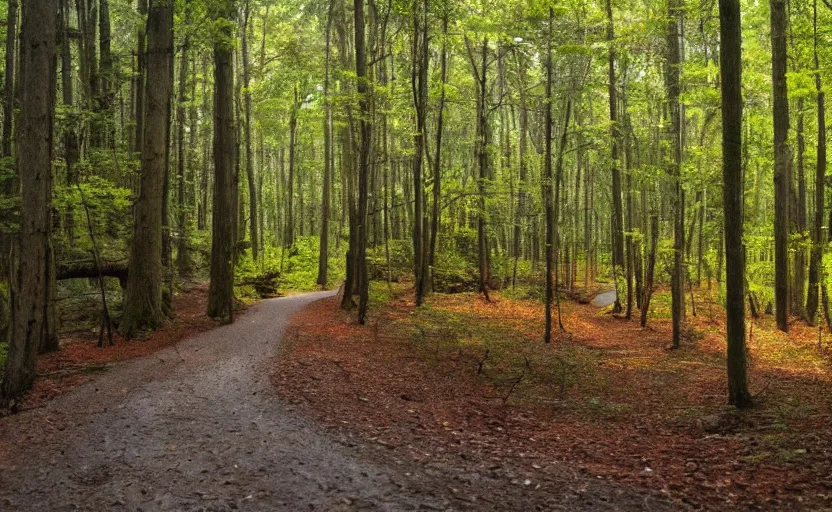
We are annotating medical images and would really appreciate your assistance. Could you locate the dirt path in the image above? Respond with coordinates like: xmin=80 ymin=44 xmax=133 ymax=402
xmin=0 ymin=292 xmax=671 ymax=511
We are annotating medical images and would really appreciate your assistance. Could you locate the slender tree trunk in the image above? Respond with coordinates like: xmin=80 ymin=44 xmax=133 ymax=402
xmin=606 ymin=0 xmax=624 ymax=314
xmin=411 ymin=0 xmax=428 ymax=306
xmin=317 ymin=0 xmax=335 ymax=287
xmin=285 ymin=86 xmax=298 ymax=248
xmin=242 ymin=0 xmax=258 ymax=260
xmin=667 ymin=0 xmax=685 ymax=348
xmin=429 ymin=11 xmax=448 ymax=291
xmin=807 ymin=0 xmax=825 ymax=325
xmin=176 ymin=0 xmax=192 ymax=278
xmin=207 ymin=0 xmax=236 ymax=323
xmin=719 ymin=0 xmax=752 ymax=408
xmin=543 ymin=10 xmax=555 ymax=343
xmin=354 ymin=0 xmax=371 ymax=324
xmin=1 ymin=0 xmax=57 ymax=404
xmin=120 ymin=0 xmax=173 ymax=337
xmin=771 ymin=0 xmax=791 ymax=332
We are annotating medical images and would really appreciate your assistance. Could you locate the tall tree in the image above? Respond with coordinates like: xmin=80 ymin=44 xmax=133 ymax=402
xmin=208 ymin=0 xmax=237 ymax=322
xmin=667 ymin=0 xmax=685 ymax=348
xmin=770 ymin=0 xmax=790 ymax=332
xmin=241 ymin=0 xmax=259 ymax=260
xmin=605 ymin=0 xmax=625 ymax=314
xmin=317 ymin=0 xmax=335 ymax=287
xmin=719 ymin=0 xmax=751 ymax=408
xmin=120 ymin=0 xmax=174 ymax=337
xmin=354 ymin=0 xmax=371 ymax=324
xmin=176 ymin=0 xmax=193 ymax=277
xmin=806 ymin=0 xmax=826 ymax=324
xmin=412 ymin=0 xmax=429 ymax=306
xmin=543 ymin=6 xmax=555 ymax=344
xmin=1 ymin=0 xmax=57 ymax=404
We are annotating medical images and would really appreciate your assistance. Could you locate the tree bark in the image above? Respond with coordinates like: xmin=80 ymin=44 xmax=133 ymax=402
xmin=667 ymin=0 xmax=685 ymax=348
xmin=120 ymin=0 xmax=173 ymax=337
xmin=242 ymin=0 xmax=258 ymax=260
xmin=317 ymin=0 xmax=335 ymax=287
xmin=1 ymin=0 xmax=57 ymax=405
xmin=807 ymin=0 xmax=825 ymax=325
xmin=719 ymin=0 xmax=752 ymax=408
xmin=770 ymin=0 xmax=791 ymax=332
xmin=606 ymin=0 xmax=624 ymax=314
xmin=207 ymin=0 xmax=236 ymax=323
xmin=176 ymin=0 xmax=192 ymax=278
xmin=354 ymin=0 xmax=371 ymax=324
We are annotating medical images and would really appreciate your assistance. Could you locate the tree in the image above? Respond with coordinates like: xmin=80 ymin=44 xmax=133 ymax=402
xmin=119 ymin=0 xmax=174 ymax=337
xmin=354 ymin=0 xmax=371 ymax=324
xmin=719 ymin=0 xmax=751 ymax=408
xmin=605 ymin=0 xmax=625 ymax=314
xmin=806 ymin=0 xmax=826 ymax=324
xmin=317 ymin=0 xmax=335 ymax=288
xmin=770 ymin=0 xmax=790 ymax=332
xmin=1 ymin=0 xmax=57 ymax=404
xmin=208 ymin=0 xmax=237 ymax=323
xmin=242 ymin=0 xmax=259 ymax=261
xmin=666 ymin=0 xmax=685 ymax=348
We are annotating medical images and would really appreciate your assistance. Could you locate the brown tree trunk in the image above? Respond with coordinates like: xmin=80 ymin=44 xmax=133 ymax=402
xmin=667 ymin=0 xmax=685 ymax=348
xmin=176 ymin=0 xmax=192 ymax=278
xmin=807 ymin=0 xmax=825 ymax=325
xmin=354 ymin=0 xmax=371 ymax=324
xmin=207 ymin=0 xmax=236 ymax=323
xmin=719 ymin=0 xmax=752 ymax=408
xmin=120 ymin=0 xmax=173 ymax=337
xmin=1 ymin=0 xmax=57 ymax=405
xmin=771 ymin=0 xmax=791 ymax=332
xmin=317 ymin=0 xmax=334 ymax=287
xmin=242 ymin=0 xmax=258 ymax=261
xmin=606 ymin=0 xmax=624 ymax=314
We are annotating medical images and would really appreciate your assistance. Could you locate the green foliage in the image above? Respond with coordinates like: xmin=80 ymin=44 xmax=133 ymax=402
xmin=367 ymin=240 xmax=411 ymax=282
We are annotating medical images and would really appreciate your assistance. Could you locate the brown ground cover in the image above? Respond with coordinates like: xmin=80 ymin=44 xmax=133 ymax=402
xmin=272 ymin=285 xmax=832 ymax=510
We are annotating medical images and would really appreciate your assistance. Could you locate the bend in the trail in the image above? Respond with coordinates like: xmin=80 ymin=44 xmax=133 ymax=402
xmin=0 ymin=291 xmax=672 ymax=511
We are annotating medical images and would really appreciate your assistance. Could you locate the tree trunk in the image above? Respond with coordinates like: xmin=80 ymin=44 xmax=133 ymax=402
xmin=543 ymin=8 xmax=555 ymax=343
xmin=807 ymin=0 xmax=825 ymax=325
xmin=242 ymin=0 xmax=258 ymax=261
xmin=667 ymin=0 xmax=685 ymax=348
xmin=771 ymin=0 xmax=791 ymax=332
xmin=2 ymin=0 xmax=17 ymax=159
xmin=317 ymin=0 xmax=335 ymax=287
xmin=429 ymin=11 xmax=448 ymax=292
xmin=354 ymin=0 xmax=371 ymax=324
xmin=120 ymin=0 xmax=173 ymax=337
xmin=176 ymin=0 xmax=192 ymax=278
xmin=285 ymin=85 xmax=298 ymax=248
xmin=411 ymin=0 xmax=428 ymax=306
xmin=207 ymin=0 xmax=236 ymax=323
xmin=1 ymin=0 xmax=57 ymax=405
xmin=719 ymin=0 xmax=752 ymax=408
xmin=606 ymin=0 xmax=624 ymax=314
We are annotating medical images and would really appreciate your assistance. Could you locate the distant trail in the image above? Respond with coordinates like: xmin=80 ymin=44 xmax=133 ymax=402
xmin=0 ymin=290 xmax=673 ymax=511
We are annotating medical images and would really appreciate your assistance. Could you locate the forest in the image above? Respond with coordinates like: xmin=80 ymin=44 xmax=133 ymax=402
xmin=0 ymin=0 xmax=831 ymax=508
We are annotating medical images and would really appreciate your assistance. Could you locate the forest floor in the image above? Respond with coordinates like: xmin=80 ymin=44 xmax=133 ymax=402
xmin=0 ymin=289 xmax=672 ymax=511
xmin=273 ymin=283 xmax=832 ymax=511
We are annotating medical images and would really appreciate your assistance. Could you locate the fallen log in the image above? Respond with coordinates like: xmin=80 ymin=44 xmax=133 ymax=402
xmin=56 ymin=260 xmax=128 ymax=288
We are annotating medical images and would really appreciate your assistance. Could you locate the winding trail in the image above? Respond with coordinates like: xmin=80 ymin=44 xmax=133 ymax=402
xmin=0 ymin=291 xmax=671 ymax=511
